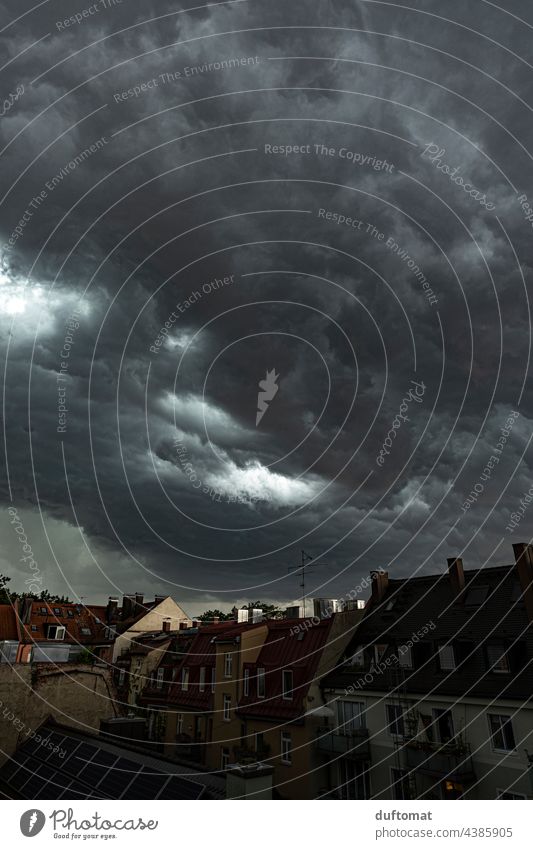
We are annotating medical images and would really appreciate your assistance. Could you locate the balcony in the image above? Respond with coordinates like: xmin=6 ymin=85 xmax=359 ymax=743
xmin=405 ymin=741 xmax=475 ymax=783
xmin=315 ymin=727 xmax=370 ymax=760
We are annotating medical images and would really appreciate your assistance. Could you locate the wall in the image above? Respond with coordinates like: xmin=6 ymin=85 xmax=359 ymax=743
xmin=112 ymin=598 xmax=191 ymax=661
xmin=0 ymin=663 xmax=121 ymax=765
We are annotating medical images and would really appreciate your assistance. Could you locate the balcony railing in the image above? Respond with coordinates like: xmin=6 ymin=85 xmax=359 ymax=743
xmin=315 ymin=727 xmax=370 ymax=760
xmin=405 ymin=741 xmax=475 ymax=782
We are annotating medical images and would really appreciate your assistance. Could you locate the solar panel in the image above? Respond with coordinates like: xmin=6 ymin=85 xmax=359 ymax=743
xmin=65 ymin=742 xmax=98 ymax=776
xmin=97 ymin=758 xmax=139 ymax=797
xmin=78 ymin=750 xmax=117 ymax=786
xmin=121 ymin=767 xmax=170 ymax=799
xmin=157 ymin=775 xmax=205 ymax=800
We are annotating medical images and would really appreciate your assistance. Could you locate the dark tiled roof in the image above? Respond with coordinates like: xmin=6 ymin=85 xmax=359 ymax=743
xmin=167 ymin=623 xmax=231 ymax=711
xmin=321 ymin=564 xmax=533 ymax=701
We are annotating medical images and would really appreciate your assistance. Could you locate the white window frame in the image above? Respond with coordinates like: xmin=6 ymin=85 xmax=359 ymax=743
xmin=176 ymin=713 xmax=183 ymax=736
xmin=181 ymin=667 xmax=189 ymax=691
xmin=257 ymin=668 xmax=266 ymax=698
xmin=386 ymin=703 xmax=404 ymax=737
xmin=199 ymin=666 xmax=206 ymax=692
xmin=47 ymin=625 xmax=66 ymax=641
xmin=156 ymin=668 xmax=164 ymax=689
xmin=243 ymin=668 xmax=250 ymax=697
xmin=280 ymin=731 xmax=292 ymax=765
xmin=224 ymin=652 xmax=233 ymax=678
xmin=438 ymin=643 xmax=456 ymax=671
xmin=338 ymin=700 xmax=365 ymax=733
xmin=223 ymin=694 xmax=231 ymax=722
xmin=488 ymin=714 xmax=516 ymax=752
xmin=282 ymin=669 xmax=293 ymax=700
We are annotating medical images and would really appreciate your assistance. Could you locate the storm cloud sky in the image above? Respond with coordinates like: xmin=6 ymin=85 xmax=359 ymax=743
xmin=0 ymin=0 xmax=532 ymax=613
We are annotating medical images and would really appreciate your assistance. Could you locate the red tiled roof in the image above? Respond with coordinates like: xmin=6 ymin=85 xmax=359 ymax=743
xmin=0 ymin=603 xmax=19 ymax=641
xmin=20 ymin=601 xmax=112 ymax=645
xmin=167 ymin=622 xmax=240 ymax=711
xmin=237 ymin=618 xmax=334 ymax=721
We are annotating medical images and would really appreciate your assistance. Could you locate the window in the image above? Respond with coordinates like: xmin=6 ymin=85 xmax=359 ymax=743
xmin=487 ymin=643 xmax=509 ymax=673
xmin=438 ymin=643 xmax=456 ymax=671
xmin=118 ymin=669 xmax=125 ymax=687
xmin=46 ymin=625 xmax=65 ymax=640
xmin=67 ymin=610 xmax=74 ymax=618
xmin=465 ymin=586 xmax=489 ymax=606
xmin=350 ymin=646 xmax=365 ymax=667
xmin=339 ymin=760 xmax=370 ymax=799
xmin=53 ymin=607 xmax=62 ymax=616
xmin=176 ymin=714 xmax=183 ymax=736
xmin=255 ymin=732 xmax=265 ymax=753
xmin=398 ymin=645 xmax=413 ymax=668
xmin=281 ymin=732 xmax=292 ymax=764
xmin=39 ymin=607 xmax=47 ymax=615
xmin=391 ymin=767 xmax=410 ymax=800
xmin=224 ymin=652 xmax=233 ymax=678
xmin=30 ymin=625 xmax=38 ymax=632
xmin=488 ymin=714 xmax=516 ymax=752
xmin=243 ymin=668 xmax=250 ymax=697
xmin=432 ymin=708 xmax=454 ymax=743
xmin=211 ymin=667 xmax=216 ymax=693
xmin=386 ymin=704 xmax=405 ymax=736
xmin=181 ymin=668 xmax=189 ymax=691
xmin=338 ymin=701 xmax=364 ymax=733
xmin=156 ymin=668 xmax=164 ymax=689
xmin=80 ymin=627 xmax=91 ymax=636
xmin=282 ymin=669 xmax=293 ymax=700
xmin=199 ymin=667 xmax=206 ymax=692
xmin=374 ymin=644 xmax=388 ymax=663
xmin=257 ymin=668 xmax=266 ymax=698
xmin=221 ymin=748 xmax=230 ymax=770
xmin=223 ymin=694 xmax=231 ymax=721
xmin=497 ymin=790 xmax=526 ymax=799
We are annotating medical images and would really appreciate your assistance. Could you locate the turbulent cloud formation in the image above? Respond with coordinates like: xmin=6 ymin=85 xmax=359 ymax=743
xmin=0 ymin=0 xmax=532 ymax=611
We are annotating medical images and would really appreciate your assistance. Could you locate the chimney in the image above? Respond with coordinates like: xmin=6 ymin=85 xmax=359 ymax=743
xmin=162 ymin=619 xmax=171 ymax=633
xmin=134 ymin=593 xmax=144 ymax=616
xmin=106 ymin=597 xmax=119 ymax=624
xmin=154 ymin=595 xmax=166 ymax=604
xmin=447 ymin=557 xmax=465 ymax=595
xmin=513 ymin=543 xmax=533 ymax=623
xmin=371 ymin=570 xmax=389 ymax=604
xmin=122 ymin=595 xmax=135 ymax=620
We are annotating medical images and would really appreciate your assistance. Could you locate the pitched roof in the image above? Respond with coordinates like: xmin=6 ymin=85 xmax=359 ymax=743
xmin=237 ymin=617 xmax=334 ymax=721
xmin=321 ymin=563 xmax=533 ymax=701
xmin=19 ymin=601 xmax=112 ymax=646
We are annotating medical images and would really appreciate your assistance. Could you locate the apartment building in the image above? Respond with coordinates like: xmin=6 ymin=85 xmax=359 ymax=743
xmin=320 ymin=544 xmax=533 ymax=800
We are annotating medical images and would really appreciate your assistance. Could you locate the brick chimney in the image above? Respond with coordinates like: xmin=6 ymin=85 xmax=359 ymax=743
xmin=106 ymin=597 xmax=119 ymax=624
xmin=447 ymin=557 xmax=465 ymax=595
xmin=512 ymin=543 xmax=533 ymax=623
xmin=122 ymin=595 xmax=135 ymax=620
xmin=371 ymin=570 xmax=389 ymax=604
xmin=134 ymin=593 xmax=144 ymax=616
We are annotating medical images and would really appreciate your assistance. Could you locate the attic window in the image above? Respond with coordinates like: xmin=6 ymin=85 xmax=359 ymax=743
xmin=67 ymin=610 xmax=74 ymax=618
xmin=350 ymin=646 xmax=365 ymax=667
xmin=385 ymin=600 xmax=396 ymax=611
xmin=31 ymin=625 xmax=38 ymax=632
xmin=53 ymin=607 xmax=62 ymax=615
xmin=464 ymin=586 xmax=489 ymax=606
xmin=46 ymin=625 xmax=65 ymax=640
xmin=39 ymin=607 xmax=47 ymax=615
xmin=438 ymin=643 xmax=456 ymax=671
xmin=297 ymin=631 xmax=305 ymax=641
xmin=80 ymin=627 xmax=92 ymax=636
xmin=487 ymin=643 xmax=509 ymax=673
xmin=374 ymin=644 xmax=388 ymax=663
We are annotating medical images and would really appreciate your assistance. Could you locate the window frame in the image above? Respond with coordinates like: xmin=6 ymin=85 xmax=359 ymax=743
xmin=386 ymin=703 xmax=405 ymax=737
xmin=223 ymin=694 xmax=231 ymax=722
xmin=156 ymin=668 xmax=165 ymax=689
xmin=181 ymin=667 xmax=189 ymax=692
xmin=488 ymin=714 xmax=516 ymax=752
xmin=280 ymin=731 xmax=292 ymax=765
xmin=257 ymin=667 xmax=266 ymax=699
xmin=199 ymin=666 xmax=206 ymax=692
xmin=338 ymin=700 xmax=365 ymax=734
xmin=438 ymin=642 xmax=456 ymax=671
xmin=390 ymin=767 xmax=410 ymax=800
xmin=224 ymin=652 xmax=233 ymax=678
xmin=243 ymin=668 xmax=250 ymax=697
xmin=282 ymin=669 xmax=293 ymax=701
xmin=487 ymin=643 xmax=510 ymax=674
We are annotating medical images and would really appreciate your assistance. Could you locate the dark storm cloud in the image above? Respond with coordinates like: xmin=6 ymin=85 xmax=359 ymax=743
xmin=0 ymin=0 xmax=532 ymax=610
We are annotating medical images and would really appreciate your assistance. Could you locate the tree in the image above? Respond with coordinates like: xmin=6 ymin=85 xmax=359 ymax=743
xmin=244 ymin=601 xmax=284 ymax=620
xmin=0 ymin=574 xmax=11 ymax=604
xmin=197 ymin=609 xmax=232 ymax=622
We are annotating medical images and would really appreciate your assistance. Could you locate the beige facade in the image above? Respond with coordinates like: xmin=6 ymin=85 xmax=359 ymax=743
xmin=112 ymin=597 xmax=191 ymax=661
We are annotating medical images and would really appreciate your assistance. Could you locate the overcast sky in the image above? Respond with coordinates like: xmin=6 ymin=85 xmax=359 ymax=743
xmin=0 ymin=0 xmax=532 ymax=613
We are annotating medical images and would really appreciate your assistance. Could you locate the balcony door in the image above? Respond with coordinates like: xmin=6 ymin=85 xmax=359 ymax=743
xmin=338 ymin=700 xmax=365 ymax=734
xmin=338 ymin=759 xmax=370 ymax=799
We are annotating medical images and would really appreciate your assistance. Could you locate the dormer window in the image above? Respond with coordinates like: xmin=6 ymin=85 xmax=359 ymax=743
xmin=53 ymin=607 xmax=62 ymax=616
xmin=487 ymin=643 xmax=509 ymax=673
xmin=438 ymin=643 xmax=456 ymax=671
xmin=46 ymin=625 xmax=65 ymax=640
xmin=80 ymin=627 xmax=91 ymax=636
